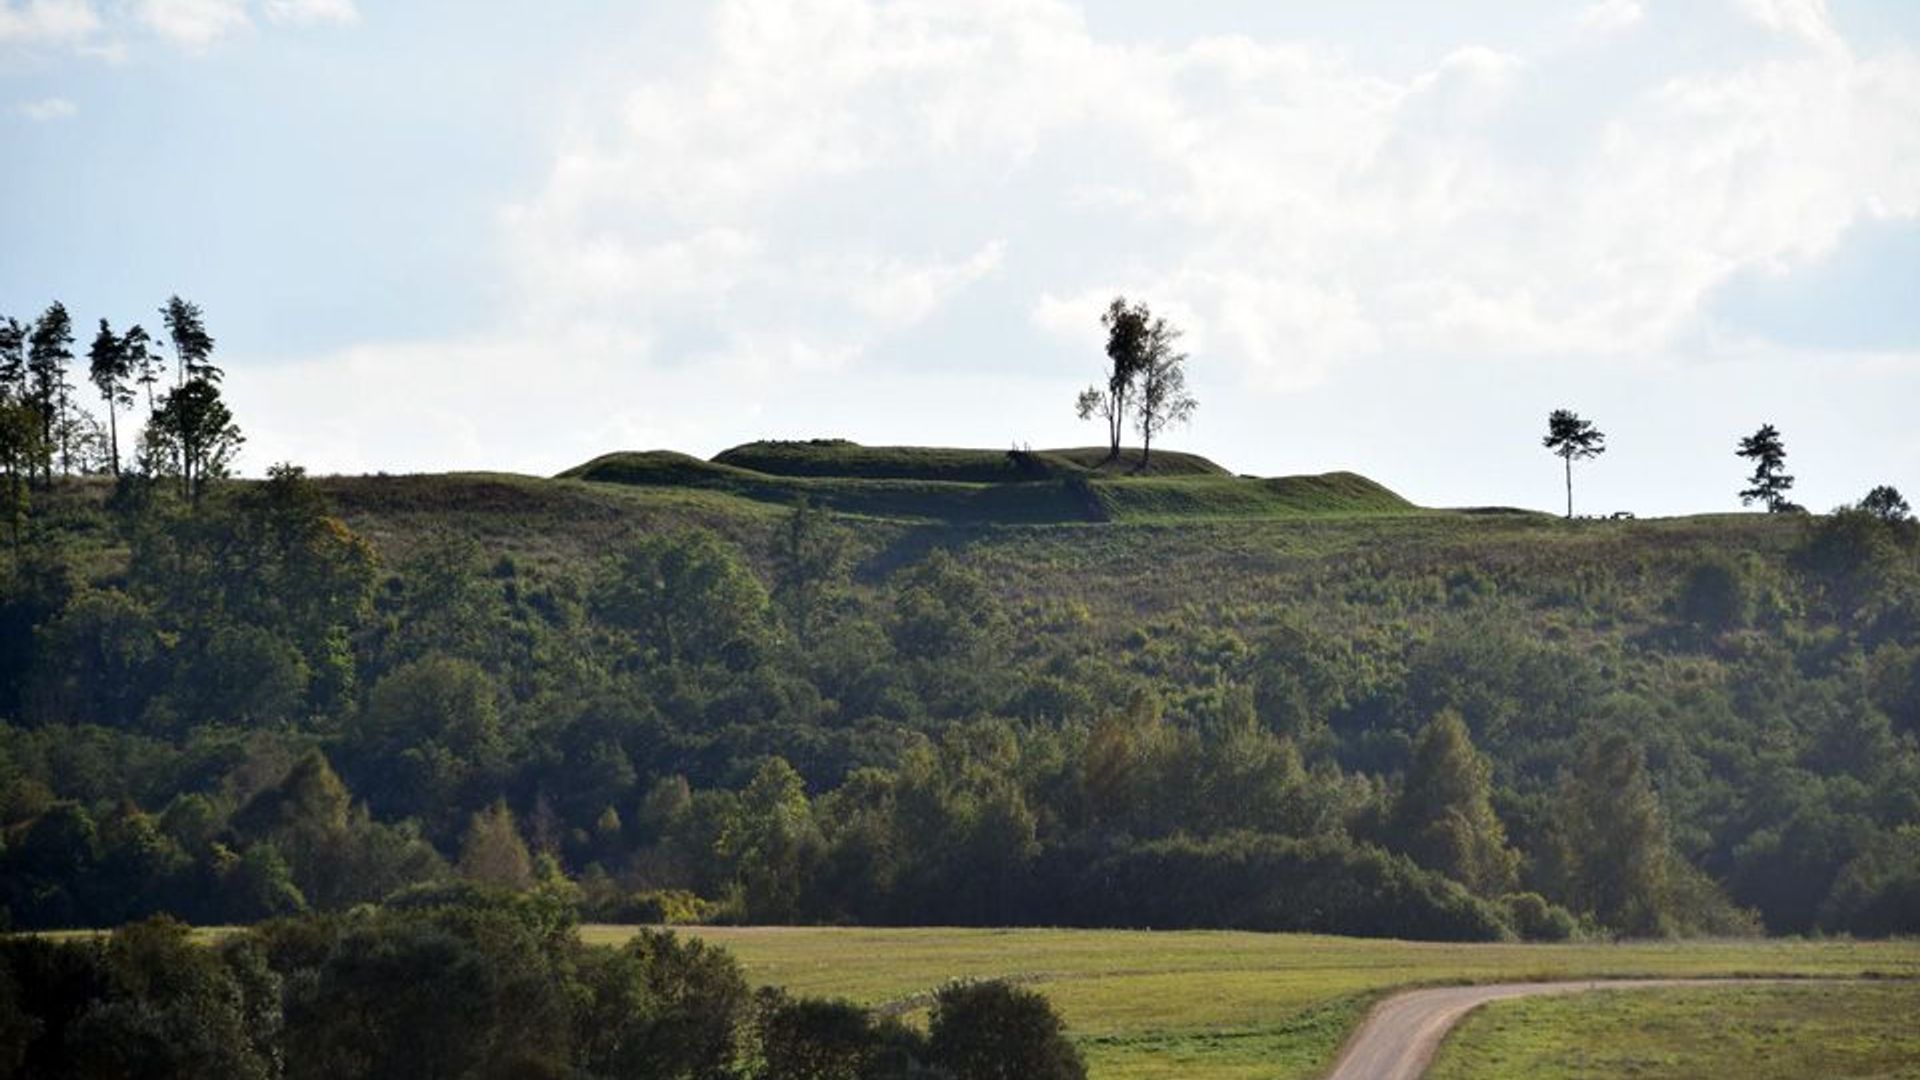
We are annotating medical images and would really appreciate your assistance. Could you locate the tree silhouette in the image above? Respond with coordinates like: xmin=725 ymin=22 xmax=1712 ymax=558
xmin=1135 ymin=316 xmax=1196 ymax=468
xmin=1542 ymin=408 xmax=1605 ymax=518
xmin=1736 ymin=424 xmax=1796 ymax=512
xmin=123 ymin=324 xmax=161 ymax=415
xmin=1076 ymin=297 xmax=1151 ymax=462
xmin=160 ymin=296 xmax=219 ymax=385
xmin=88 ymin=320 xmax=135 ymax=476
xmin=0 ymin=317 xmax=25 ymax=400
xmin=1857 ymin=485 xmax=1912 ymax=524
xmin=26 ymin=302 xmax=74 ymax=483
xmin=148 ymin=377 xmax=243 ymax=505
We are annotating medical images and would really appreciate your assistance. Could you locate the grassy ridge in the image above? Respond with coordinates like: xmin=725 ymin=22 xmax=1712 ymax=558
xmin=1089 ymin=471 xmax=1412 ymax=521
xmin=573 ymin=927 xmax=1920 ymax=1080
xmin=560 ymin=442 xmax=1413 ymax=524
xmin=713 ymin=440 xmax=1229 ymax=481
xmin=1429 ymin=982 xmax=1920 ymax=1079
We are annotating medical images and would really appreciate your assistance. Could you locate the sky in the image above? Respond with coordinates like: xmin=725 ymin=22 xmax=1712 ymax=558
xmin=3 ymin=0 xmax=1918 ymax=516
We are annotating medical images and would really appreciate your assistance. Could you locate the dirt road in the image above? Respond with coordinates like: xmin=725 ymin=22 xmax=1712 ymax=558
xmin=1323 ymin=978 xmax=1801 ymax=1080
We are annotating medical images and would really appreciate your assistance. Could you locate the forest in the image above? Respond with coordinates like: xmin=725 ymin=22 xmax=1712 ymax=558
xmin=1 ymin=297 xmax=1918 ymax=949
xmin=0 ymin=454 xmax=1915 ymax=943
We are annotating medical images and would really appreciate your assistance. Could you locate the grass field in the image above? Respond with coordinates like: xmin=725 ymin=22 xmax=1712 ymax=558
xmin=577 ymin=926 xmax=1920 ymax=1080
xmin=1428 ymin=981 xmax=1920 ymax=1079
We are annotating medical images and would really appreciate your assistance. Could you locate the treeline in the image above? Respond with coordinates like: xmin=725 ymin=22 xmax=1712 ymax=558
xmin=1 ymin=297 xmax=241 ymax=537
xmin=3 ymin=454 xmax=1917 ymax=941
xmin=0 ymin=887 xmax=1085 ymax=1080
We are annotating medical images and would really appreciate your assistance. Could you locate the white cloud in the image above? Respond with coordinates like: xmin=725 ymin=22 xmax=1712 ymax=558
xmin=261 ymin=0 xmax=357 ymax=27
xmin=1579 ymin=0 xmax=1645 ymax=34
xmin=1734 ymin=0 xmax=1845 ymax=52
xmin=14 ymin=94 xmax=75 ymax=119
xmin=237 ymin=0 xmax=1920 ymax=498
xmin=0 ymin=0 xmax=98 ymax=44
xmin=499 ymin=0 xmax=1918 ymax=394
xmin=134 ymin=0 xmax=249 ymax=49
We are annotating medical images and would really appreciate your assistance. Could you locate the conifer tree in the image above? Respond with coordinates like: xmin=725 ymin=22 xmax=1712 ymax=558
xmin=1736 ymin=423 xmax=1796 ymax=512
xmin=26 ymin=302 xmax=74 ymax=482
xmin=88 ymin=320 xmax=135 ymax=475
xmin=123 ymin=324 xmax=161 ymax=415
xmin=160 ymin=295 xmax=219 ymax=384
xmin=1542 ymin=408 xmax=1605 ymax=518
xmin=0 ymin=317 xmax=25 ymax=400
xmin=1393 ymin=711 xmax=1519 ymax=896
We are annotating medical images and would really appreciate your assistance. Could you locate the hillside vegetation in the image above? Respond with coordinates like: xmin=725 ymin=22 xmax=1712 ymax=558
xmin=561 ymin=440 xmax=1411 ymax=523
xmin=1 ymin=443 xmax=1917 ymax=951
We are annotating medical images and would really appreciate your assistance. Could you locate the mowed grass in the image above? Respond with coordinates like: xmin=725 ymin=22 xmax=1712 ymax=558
xmin=1428 ymin=981 xmax=1920 ymax=1079
xmin=576 ymin=926 xmax=1920 ymax=1080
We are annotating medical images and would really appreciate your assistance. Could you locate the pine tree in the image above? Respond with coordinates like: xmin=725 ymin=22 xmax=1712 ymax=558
xmin=160 ymin=295 xmax=220 ymax=384
xmin=26 ymin=302 xmax=74 ymax=483
xmin=123 ymin=324 xmax=161 ymax=415
xmin=88 ymin=320 xmax=135 ymax=476
xmin=1542 ymin=408 xmax=1606 ymax=518
xmin=0 ymin=317 xmax=25 ymax=400
xmin=1736 ymin=423 xmax=1796 ymax=512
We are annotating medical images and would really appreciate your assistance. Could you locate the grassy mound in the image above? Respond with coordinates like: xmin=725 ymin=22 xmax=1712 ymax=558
xmin=1092 ymin=472 xmax=1413 ymax=521
xmin=560 ymin=443 xmax=1414 ymax=524
xmin=712 ymin=440 xmax=1230 ymax=482
xmin=562 ymin=450 xmax=1099 ymax=523
xmin=1042 ymin=446 xmax=1230 ymax=477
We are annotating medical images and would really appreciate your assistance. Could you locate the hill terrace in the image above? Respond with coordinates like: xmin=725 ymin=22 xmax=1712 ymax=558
xmin=561 ymin=440 xmax=1416 ymax=524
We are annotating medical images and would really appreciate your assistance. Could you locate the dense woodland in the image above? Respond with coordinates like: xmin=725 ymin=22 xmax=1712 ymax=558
xmin=0 ymin=888 xmax=1084 ymax=1079
xmin=2 ymin=299 xmax=1919 ymax=947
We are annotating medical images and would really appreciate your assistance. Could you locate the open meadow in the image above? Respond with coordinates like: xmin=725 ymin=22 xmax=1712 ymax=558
xmin=582 ymin=926 xmax=1920 ymax=1080
xmin=1428 ymin=981 xmax=1920 ymax=1080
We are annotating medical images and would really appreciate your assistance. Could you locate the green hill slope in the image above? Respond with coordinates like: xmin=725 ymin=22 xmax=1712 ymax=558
xmin=560 ymin=442 xmax=1410 ymax=523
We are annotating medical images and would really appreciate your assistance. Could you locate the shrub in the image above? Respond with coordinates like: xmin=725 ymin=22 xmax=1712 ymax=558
xmin=927 ymin=980 xmax=1085 ymax=1080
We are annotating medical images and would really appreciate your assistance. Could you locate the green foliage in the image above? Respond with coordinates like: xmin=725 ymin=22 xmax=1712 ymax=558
xmin=1817 ymin=825 xmax=1920 ymax=935
xmin=572 ymin=927 xmax=753 ymax=1079
xmin=2 ymin=452 xmax=1917 ymax=945
xmin=1068 ymin=832 xmax=1514 ymax=941
xmin=594 ymin=529 xmax=773 ymax=669
xmin=1498 ymin=892 xmax=1579 ymax=941
xmin=928 ymin=979 xmax=1087 ymax=1080
xmin=1392 ymin=711 xmax=1519 ymax=897
xmin=1675 ymin=556 xmax=1750 ymax=632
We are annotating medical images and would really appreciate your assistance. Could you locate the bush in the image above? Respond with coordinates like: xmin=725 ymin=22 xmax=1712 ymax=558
xmin=1043 ymin=833 xmax=1513 ymax=941
xmin=1500 ymin=892 xmax=1578 ymax=941
xmin=1676 ymin=557 xmax=1749 ymax=632
xmin=927 ymin=980 xmax=1085 ymax=1080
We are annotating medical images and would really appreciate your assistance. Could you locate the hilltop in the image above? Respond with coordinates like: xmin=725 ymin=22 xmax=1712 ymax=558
xmin=558 ymin=439 xmax=1415 ymax=524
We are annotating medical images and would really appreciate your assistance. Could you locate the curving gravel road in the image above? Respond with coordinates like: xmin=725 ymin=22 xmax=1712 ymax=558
xmin=1322 ymin=978 xmax=1805 ymax=1080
